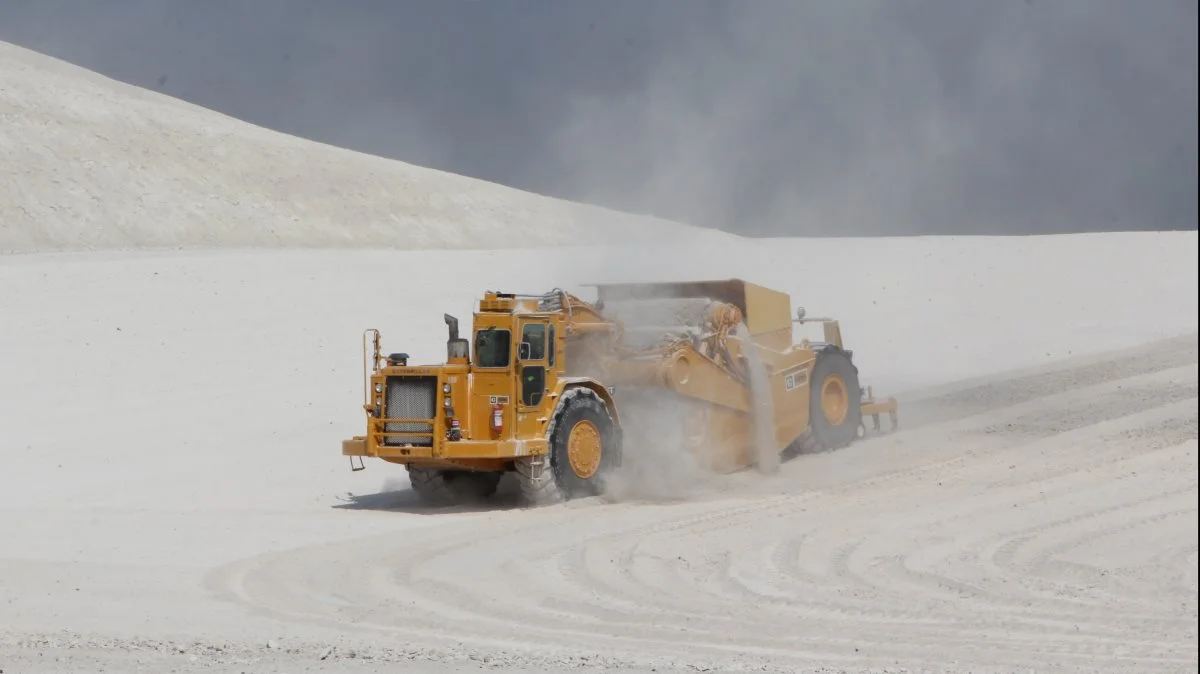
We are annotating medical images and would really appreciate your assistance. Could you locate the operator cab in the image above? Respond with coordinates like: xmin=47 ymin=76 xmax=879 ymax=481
xmin=470 ymin=316 xmax=555 ymax=408
xmin=467 ymin=294 xmax=560 ymax=431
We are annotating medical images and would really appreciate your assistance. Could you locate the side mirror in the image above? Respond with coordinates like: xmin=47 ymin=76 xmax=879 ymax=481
xmin=795 ymin=306 xmax=807 ymax=321
xmin=518 ymin=342 xmax=531 ymax=361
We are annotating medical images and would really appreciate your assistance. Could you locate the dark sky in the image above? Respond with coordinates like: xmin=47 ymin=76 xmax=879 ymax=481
xmin=1 ymin=0 xmax=1196 ymax=237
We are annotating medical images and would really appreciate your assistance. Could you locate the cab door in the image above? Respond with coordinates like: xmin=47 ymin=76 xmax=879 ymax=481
xmin=515 ymin=318 xmax=558 ymax=439
xmin=469 ymin=322 xmax=517 ymax=442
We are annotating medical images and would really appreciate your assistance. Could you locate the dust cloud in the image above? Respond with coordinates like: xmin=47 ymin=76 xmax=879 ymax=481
xmin=546 ymin=2 xmax=1197 ymax=236
xmin=735 ymin=322 xmax=779 ymax=475
xmin=587 ymin=298 xmax=784 ymax=502
xmin=599 ymin=388 xmax=716 ymax=503
xmin=590 ymin=297 xmax=717 ymax=503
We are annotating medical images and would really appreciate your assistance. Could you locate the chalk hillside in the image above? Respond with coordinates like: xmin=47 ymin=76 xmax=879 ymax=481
xmin=0 ymin=39 xmax=733 ymax=254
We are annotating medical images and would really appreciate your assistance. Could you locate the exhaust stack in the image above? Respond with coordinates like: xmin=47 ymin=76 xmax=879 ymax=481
xmin=445 ymin=313 xmax=469 ymax=363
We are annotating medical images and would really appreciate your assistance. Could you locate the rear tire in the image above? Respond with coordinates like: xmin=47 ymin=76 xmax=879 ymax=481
xmin=806 ymin=349 xmax=862 ymax=451
xmin=516 ymin=388 xmax=620 ymax=505
xmin=406 ymin=466 xmax=501 ymax=507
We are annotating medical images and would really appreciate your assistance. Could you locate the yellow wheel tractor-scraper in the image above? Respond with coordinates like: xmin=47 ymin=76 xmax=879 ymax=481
xmin=341 ymin=279 xmax=898 ymax=506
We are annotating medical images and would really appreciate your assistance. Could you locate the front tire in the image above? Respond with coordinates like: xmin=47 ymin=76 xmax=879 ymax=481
xmin=516 ymin=388 xmax=620 ymax=505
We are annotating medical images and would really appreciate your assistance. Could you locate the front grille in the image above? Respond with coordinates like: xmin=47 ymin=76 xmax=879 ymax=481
xmin=383 ymin=376 xmax=437 ymax=446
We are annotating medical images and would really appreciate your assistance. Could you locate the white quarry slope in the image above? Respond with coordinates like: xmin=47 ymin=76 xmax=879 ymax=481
xmin=0 ymin=39 xmax=733 ymax=254
xmin=0 ymin=230 xmax=1196 ymax=673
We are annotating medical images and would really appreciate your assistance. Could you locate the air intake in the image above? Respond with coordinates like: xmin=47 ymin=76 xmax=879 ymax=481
xmin=383 ymin=376 xmax=437 ymax=446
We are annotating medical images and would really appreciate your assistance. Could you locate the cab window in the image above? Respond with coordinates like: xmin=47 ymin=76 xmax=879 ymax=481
xmin=474 ymin=329 xmax=511 ymax=368
xmin=521 ymin=366 xmax=545 ymax=406
xmin=521 ymin=323 xmax=546 ymax=361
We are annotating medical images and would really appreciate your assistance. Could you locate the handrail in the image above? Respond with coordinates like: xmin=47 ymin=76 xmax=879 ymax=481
xmin=361 ymin=329 xmax=381 ymax=408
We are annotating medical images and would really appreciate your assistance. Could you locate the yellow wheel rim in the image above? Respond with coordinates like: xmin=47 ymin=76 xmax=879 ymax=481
xmin=567 ymin=419 xmax=603 ymax=479
xmin=820 ymin=374 xmax=849 ymax=426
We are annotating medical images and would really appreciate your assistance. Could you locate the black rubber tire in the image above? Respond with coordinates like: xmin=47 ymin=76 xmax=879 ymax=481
xmin=517 ymin=388 xmax=620 ymax=505
xmin=807 ymin=349 xmax=863 ymax=451
xmin=514 ymin=454 xmax=562 ymax=506
xmin=406 ymin=466 xmax=502 ymax=507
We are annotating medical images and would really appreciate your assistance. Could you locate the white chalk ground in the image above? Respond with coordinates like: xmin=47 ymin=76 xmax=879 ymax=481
xmin=1 ymin=40 xmax=1198 ymax=674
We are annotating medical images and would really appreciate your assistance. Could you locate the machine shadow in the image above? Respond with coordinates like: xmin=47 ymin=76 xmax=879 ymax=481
xmin=330 ymin=474 xmax=528 ymax=515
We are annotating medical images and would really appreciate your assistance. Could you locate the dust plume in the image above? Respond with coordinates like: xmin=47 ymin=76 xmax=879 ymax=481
xmin=587 ymin=298 xmax=784 ymax=502
xmin=600 ymin=387 xmax=717 ymax=503
xmin=547 ymin=1 xmax=1197 ymax=236
xmin=588 ymin=297 xmax=722 ymax=502
xmin=735 ymin=322 xmax=780 ymax=475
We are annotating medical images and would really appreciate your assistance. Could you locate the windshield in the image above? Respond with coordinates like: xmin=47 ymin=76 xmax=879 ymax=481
xmin=474 ymin=328 xmax=511 ymax=368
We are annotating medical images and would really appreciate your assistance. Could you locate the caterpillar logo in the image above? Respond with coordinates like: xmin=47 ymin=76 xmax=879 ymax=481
xmin=784 ymin=370 xmax=809 ymax=392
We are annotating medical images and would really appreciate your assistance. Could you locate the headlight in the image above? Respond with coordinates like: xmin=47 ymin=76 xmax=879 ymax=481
xmin=443 ymin=383 xmax=451 ymax=393
xmin=374 ymin=383 xmax=383 ymax=393
xmin=443 ymin=396 xmax=452 ymax=407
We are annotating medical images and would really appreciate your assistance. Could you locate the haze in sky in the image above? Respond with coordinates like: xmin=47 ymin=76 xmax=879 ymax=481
xmin=1 ymin=0 xmax=1195 ymax=236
